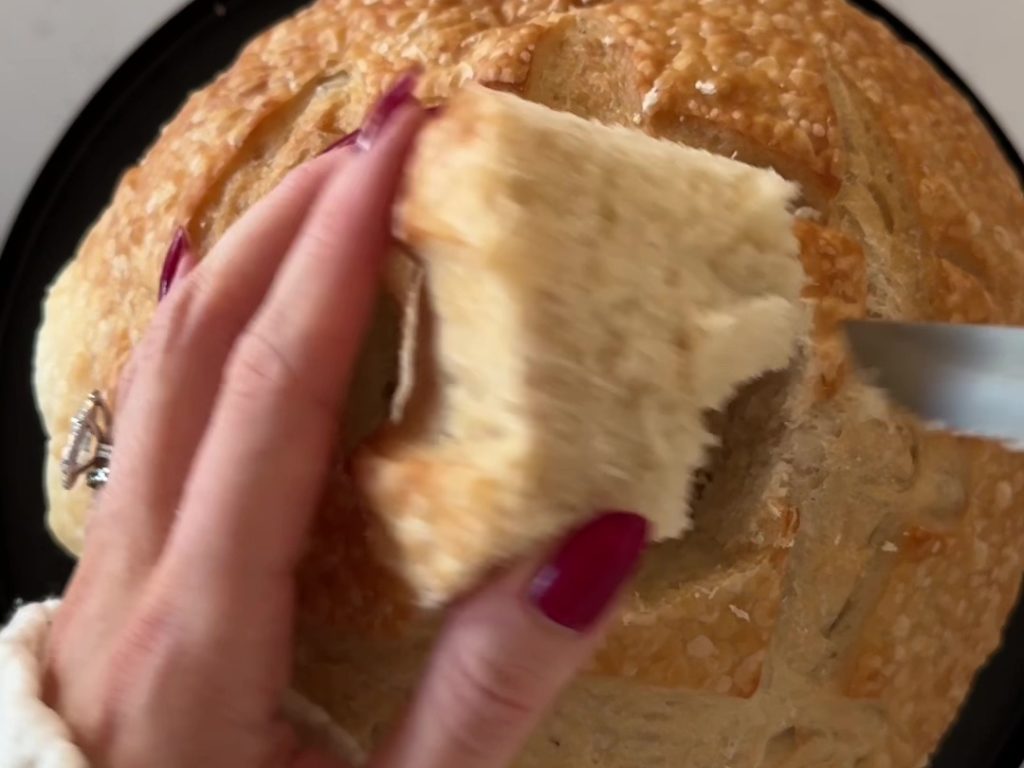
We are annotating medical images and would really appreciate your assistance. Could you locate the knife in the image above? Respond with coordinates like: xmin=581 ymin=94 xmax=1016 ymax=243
xmin=842 ymin=319 xmax=1024 ymax=450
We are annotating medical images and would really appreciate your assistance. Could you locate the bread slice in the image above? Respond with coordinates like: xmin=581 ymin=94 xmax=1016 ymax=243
xmin=356 ymin=85 xmax=805 ymax=606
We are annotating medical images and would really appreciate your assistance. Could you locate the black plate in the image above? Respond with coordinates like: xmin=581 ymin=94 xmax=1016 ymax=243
xmin=2 ymin=1 xmax=1022 ymax=765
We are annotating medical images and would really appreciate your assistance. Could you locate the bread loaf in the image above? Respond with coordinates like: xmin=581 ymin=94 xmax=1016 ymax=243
xmin=360 ymin=84 xmax=804 ymax=606
xmin=32 ymin=2 xmax=1024 ymax=767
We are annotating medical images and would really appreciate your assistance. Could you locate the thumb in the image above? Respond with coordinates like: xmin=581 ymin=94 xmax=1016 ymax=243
xmin=370 ymin=512 xmax=649 ymax=768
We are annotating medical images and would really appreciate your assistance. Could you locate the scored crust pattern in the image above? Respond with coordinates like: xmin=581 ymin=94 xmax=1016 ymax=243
xmin=32 ymin=1 xmax=1024 ymax=766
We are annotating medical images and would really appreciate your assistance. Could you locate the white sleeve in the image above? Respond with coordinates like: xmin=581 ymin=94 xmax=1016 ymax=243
xmin=0 ymin=600 xmax=89 ymax=768
xmin=0 ymin=601 xmax=365 ymax=768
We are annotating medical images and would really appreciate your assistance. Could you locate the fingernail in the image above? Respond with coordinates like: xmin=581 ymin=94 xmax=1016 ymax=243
xmin=356 ymin=70 xmax=421 ymax=152
xmin=529 ymin=512 xmax=649 ymax=632
xmin=320 ymin=128 xmax=361 ymax=156
xmin=158 ymin=227 xmax=192 ymax=301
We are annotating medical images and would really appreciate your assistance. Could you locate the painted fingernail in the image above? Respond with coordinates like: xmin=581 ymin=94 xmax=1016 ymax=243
xmin=356 ymin=70 xmax=421 ymax=152
xmin=529 ymin=511 xmax=649 ymax=632
xmin=158 ymin=227 xmax=192 ymax=301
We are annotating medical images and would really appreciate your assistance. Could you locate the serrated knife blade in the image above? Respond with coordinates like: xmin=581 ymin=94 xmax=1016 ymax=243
xmin=843 ymin=320 xmax=1024 ymax=450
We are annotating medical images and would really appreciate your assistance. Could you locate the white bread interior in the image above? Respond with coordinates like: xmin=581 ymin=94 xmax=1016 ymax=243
xmin=356 ymin=85 xmax=805 ymax=605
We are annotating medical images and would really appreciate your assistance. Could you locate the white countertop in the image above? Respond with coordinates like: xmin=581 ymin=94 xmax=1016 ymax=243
xmin=1 ymin=0 xmax=1022 ymax=241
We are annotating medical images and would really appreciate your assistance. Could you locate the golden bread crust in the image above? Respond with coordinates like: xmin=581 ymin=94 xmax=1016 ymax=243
xmin=33 ymin=1 xmax=1024 ymax=766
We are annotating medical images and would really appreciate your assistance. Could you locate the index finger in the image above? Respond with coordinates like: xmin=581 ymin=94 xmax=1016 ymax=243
xmin=167 ymin=104 xmax=427 ymax=591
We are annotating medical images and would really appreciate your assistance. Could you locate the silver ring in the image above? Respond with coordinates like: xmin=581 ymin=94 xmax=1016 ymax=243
xmin=61 ymin=390 xmax=113 ymax=491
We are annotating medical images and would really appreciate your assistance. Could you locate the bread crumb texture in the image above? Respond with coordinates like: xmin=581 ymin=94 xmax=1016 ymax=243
xmin=357 ymin=85 xmax=803 ymax=606
xmin=32 ymin=1 xmax=1024 ymax=767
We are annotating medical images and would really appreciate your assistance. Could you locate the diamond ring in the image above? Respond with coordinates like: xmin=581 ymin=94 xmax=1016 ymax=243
xmin=61 ymin=390 xmax=114 ymax=491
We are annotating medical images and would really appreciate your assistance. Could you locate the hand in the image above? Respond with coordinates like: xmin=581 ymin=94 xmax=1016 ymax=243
xmin=42 ymin=86 xmax=648 ymax=768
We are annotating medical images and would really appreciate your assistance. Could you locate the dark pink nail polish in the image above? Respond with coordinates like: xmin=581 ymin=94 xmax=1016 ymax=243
xmin=529 ymin=512 xmax=649 ymax=632
xmin=320 ymin=128 xmax=361 ymax=156
xmin=158 ymin=227 xmax=191 ymax=301
xmin=356 ymin=70 xmax=421 ymax=152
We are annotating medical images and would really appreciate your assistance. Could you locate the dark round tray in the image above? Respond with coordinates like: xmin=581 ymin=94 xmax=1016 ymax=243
xmin=1 ymin=1 xmax=1022 ymax=765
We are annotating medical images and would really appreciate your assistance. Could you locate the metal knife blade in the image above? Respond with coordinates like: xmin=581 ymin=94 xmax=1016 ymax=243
xmin=843 ymin=320 xmax=1024 ymax=450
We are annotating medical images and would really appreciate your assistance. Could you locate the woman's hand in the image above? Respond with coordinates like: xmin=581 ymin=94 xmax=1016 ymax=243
xmin=42 ymin=85 xmax=647 ymax=768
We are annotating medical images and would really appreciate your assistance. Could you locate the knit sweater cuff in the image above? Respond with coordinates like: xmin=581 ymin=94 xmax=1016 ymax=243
xmin=0 ymin=600 xmax=88 ymax=767
xmin=0 ymin=601 xmax=364 ymax=767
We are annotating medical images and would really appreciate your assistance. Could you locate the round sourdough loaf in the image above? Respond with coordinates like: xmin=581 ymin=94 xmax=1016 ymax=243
xmin=32 ymin=1 xmax=1024 ymax=766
